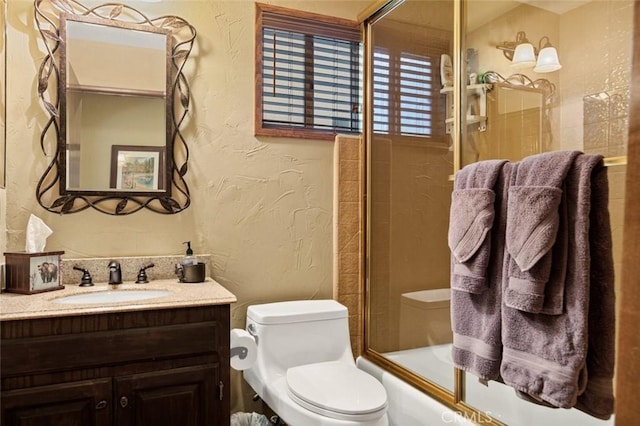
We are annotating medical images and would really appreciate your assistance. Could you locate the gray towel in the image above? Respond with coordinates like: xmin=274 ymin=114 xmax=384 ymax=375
xmin=449 ymin=160 xmax=508 ymax=293
xmin=500 ymin=154 xmax=614 ymax=414
xmin=503 ymin=151 xmax=581 ymax=314
xmin=574 ymin=158 xmax=615 ymax=420
xmin=450 ymin=160 xmax=510 ymax=380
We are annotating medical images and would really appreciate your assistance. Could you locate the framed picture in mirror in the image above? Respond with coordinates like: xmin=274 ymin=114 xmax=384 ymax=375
xmin=110 ymin=145 xmax=165 ymax=191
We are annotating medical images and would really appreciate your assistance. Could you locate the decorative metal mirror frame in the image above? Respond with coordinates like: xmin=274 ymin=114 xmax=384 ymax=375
xmin=481 ymin=70 xmax=555 ymax=148
xmin=34 ymin=0 xmax=196 ymax=215
xmin=481 ymin=71 xmax=556 ymax=99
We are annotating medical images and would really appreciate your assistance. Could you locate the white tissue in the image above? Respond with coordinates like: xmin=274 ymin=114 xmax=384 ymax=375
xmin=25 ymin=214 xmax=53 ymax=253
xmin=230 ymin=328 xmax=257 ymax=371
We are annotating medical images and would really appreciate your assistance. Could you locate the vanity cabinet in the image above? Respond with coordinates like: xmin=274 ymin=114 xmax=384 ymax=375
xmin=1 ymin=378 xmax=112 ymax=426
xmin=0 ymin=305 xmax=230 ymax=426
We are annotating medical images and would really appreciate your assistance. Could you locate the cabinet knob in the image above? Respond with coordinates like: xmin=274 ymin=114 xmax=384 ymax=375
xmin=219 ymin=381 xmax=224 ymax=401
xmin=120 ymin=396 xmax=129 ymax=408
xmin=95 ymin=400 xmax=108 ymax=410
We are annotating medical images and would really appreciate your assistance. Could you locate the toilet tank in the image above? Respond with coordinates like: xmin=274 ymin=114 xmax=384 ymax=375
xmin=399 ymin=288 xmax=452 ymax=349
xmin=245 ymin=300 xmax=354 ymax=381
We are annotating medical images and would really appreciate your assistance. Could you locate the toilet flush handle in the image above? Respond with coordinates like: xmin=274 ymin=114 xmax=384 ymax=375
xmin=247 ymin=323 xmax=259 ymax=345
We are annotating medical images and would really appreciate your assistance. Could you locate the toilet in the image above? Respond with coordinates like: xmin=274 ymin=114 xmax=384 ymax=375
xmin=243 ymin=300 xmax=388 ymax=426
xmin=399 ymin=288 xmax=452 ymax=349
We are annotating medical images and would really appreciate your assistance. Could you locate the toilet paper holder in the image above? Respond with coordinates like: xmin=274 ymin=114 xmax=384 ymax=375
xmin=231 ymin=346 xmax=249 ymax=360
xmin=230 ymin=326 xmax=258 ymax=370
xmin=231 ymin=325 xmax=258 ymax=360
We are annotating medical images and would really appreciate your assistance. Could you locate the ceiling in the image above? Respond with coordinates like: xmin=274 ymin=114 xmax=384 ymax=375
xmin=518 ymin=0 xmax=591 ymax=15
xmin=467 ymin=0 xmax=591 ymax=31
xmin=383 ymin=0 xmax=593 ymax=33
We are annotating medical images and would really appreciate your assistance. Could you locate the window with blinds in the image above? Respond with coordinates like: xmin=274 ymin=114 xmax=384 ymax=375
xmin=373 ymin=41 xmax=448 ymax=141
xmin=256 ymin=4 xmax=362 ymax=140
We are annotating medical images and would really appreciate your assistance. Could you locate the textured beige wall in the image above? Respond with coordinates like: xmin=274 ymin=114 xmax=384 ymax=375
xmin=4 ymin=0 xmax=370 ymax=413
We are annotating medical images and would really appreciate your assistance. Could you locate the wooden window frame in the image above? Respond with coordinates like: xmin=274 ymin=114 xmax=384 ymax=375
xmin=255 ymin=3 xmax=362 ymax=141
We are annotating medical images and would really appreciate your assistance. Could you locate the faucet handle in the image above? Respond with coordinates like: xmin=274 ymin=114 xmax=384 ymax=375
xmin=135 ymin=263 xmax=155 ymax=284
xmin=73 ymin=265 xmax=94 ymax=287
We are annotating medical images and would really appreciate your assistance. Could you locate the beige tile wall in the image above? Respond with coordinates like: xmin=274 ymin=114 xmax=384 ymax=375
xmin=559 ymin=0 xmax=634 ymax=155
xmin=367 ymin=137 xmax=392 ymax=353
xmin=333 ymin=135 xmax=364 ymax=357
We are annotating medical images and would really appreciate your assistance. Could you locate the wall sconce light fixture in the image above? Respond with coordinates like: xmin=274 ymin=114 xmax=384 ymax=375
xmin=496 ymin=31 xmax=562 ymax=73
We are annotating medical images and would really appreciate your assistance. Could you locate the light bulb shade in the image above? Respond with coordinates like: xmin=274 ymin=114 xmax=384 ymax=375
xmin=533 ymin=46 xmax=562 ymax=73
xmin=511 ymin=42 xmax=536 ymax=69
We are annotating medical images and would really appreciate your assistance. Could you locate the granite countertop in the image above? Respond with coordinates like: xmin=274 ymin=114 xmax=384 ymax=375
xmin=0 ymin=278 xmax=237 ymax=321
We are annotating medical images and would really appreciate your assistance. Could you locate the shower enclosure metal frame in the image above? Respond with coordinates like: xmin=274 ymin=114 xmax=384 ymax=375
xmin=359 ymin=0 xmax=498 ymax=423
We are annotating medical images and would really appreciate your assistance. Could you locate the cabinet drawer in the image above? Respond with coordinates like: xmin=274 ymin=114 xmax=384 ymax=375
xmin=2 ymin=321 xmax=219 ymax=377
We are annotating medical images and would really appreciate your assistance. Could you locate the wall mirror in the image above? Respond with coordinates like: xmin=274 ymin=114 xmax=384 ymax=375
xmin=34 ymin=0 xmax=196 ymax=215
xmin=462 ymin=72 xmax=553 ymax=166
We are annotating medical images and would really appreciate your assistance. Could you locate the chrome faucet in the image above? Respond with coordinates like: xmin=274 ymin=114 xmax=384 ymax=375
xmin=108 ymin=260 xmax=122 ymax=285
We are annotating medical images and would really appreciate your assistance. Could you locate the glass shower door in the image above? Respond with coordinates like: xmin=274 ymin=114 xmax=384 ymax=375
xmin=365 ymin=0 xmax=456 ymax=393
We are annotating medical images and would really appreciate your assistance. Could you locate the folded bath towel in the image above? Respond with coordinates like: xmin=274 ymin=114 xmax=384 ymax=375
xmin=504 ymin=150 xmax=581 ymax=314
xmin=450 ymin=160 xmax=510 ymax=381
xmin=449 ymin=159 xmax=508 ymax=294
xmin=500 ymin=154 xmax=614 ymax=416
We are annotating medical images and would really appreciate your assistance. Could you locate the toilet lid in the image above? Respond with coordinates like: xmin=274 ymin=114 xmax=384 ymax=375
xmin=286 ymin=361 xmax=387 ymax=421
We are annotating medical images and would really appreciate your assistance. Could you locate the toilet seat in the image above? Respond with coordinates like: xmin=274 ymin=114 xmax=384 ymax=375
xmin=286 ymin=361 xmax=388 ymax=422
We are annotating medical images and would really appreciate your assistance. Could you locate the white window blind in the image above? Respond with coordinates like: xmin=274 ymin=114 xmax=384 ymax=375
xmin=258 ymin=6 xmax=362 ymax=136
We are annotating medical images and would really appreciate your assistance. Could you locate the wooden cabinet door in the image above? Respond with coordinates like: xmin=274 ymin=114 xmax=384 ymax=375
xmin=114 ymin=364 xmax=220 ymax=426
xmin=1 ymin=378 xmax=112 ymax=426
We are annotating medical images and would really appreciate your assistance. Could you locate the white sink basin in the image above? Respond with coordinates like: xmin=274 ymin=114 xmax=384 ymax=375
xmin=54 ymin=290 xmax=173 ymax=305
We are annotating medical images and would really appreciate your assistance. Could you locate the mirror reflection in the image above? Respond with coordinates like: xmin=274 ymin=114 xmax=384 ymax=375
xmin=62 ymin=16 xmax=168 ymax=193
xmin=462 ymin=78 xmax=549 ymax=166
xmin=366 ymin=0 xmax=455 ymax=393
xmin=34 ymin=0 xmax=195 ymax=215
xmin=64 ymin=19 xmax=167 ymax=95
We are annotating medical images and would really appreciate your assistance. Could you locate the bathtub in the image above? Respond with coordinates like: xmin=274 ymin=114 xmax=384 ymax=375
xmin=357 ymin=344 xmax=614 ymax=426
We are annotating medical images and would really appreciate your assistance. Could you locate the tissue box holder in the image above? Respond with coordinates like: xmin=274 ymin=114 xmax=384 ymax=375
xmin=3 ymin=251 xmax=65 ymax=294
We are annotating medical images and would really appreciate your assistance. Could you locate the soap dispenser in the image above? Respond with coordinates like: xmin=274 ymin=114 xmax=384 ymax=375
xmin=182 ymin=241 xmax=198 ymax=265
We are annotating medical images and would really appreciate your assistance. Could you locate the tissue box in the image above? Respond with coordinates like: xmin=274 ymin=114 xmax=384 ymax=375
xmin=3 ymin=251 xmax=65 ymax=294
